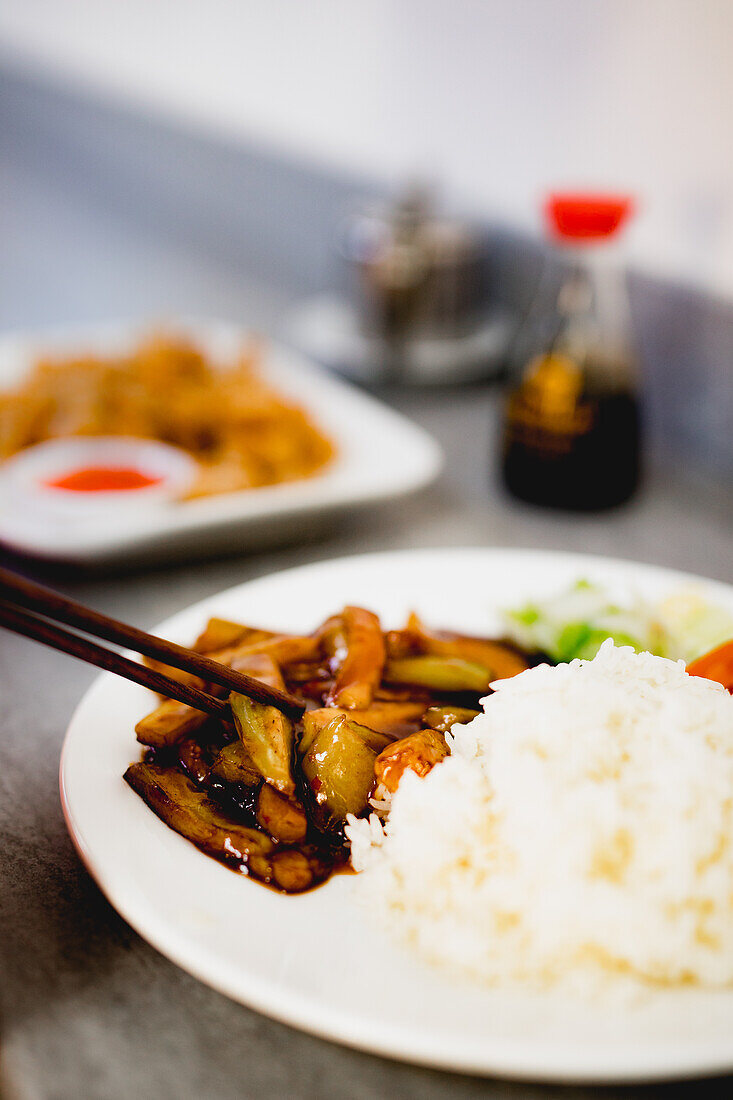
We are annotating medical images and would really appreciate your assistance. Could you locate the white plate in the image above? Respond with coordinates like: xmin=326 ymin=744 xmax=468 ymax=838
xmin=60 ymin=548 xmax=733 ymax=1083
xmin=0 ymin=319 xmax=442 ymax=564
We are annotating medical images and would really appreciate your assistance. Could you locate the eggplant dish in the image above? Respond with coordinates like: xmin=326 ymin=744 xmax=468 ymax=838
xmin=126 ymin=607 xmax=535 ymax=893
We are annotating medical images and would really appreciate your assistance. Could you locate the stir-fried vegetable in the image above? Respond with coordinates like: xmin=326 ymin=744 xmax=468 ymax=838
xmin=125 ymin=607 xmax=535 ymax=893
xmin=300 ymin=709 xmax=391 ymax=756
xmin=327 ymin=606 xmax=386 ymax=709
xmin=208 ymin=741 xmax=260 ymax=787
xmin=385 ymin=655 xmax=492 ymax=693
xmin=125 ymin=594 xmax=733 ymax=896
xmin=256 ymin=784 xmax=308 ymax=844
xmin=135 ymin=697 xmax=208 ymax=747
xmin=125 ymin=761 xmax=274 ymax=877
xmin=399 ymin=613 xmax=529 ymax=680
xmin=423 ymin=705 xmax=480 ymax=733
xmin=230 ymin=694 xmax=295 ymax=797
xmin=300 ymin=715 xmax=379 ymax=826
xmin=193 ymin=618 xmax=275 ymax=653
xmin=226 ymin=652 xmax=285 ymax=691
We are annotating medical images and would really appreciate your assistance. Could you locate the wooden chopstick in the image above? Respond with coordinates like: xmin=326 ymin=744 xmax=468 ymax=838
xmin=0 ymin=567 xmax=305 ymax=720
xmin=0 ymin=599 xmax=228 ymax=717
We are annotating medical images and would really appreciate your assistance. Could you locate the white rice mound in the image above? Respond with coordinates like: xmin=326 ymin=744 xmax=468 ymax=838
xmin=346 ymin=641 xmax=733 ymax=989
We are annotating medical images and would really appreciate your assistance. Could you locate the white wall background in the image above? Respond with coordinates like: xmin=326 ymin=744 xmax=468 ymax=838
xmin=1 ymin=0 xmax=732 ymax=293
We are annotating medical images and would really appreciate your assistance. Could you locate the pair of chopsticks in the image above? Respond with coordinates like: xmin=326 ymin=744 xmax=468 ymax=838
xmin=0 ymin=567 xmax=304 ymax=721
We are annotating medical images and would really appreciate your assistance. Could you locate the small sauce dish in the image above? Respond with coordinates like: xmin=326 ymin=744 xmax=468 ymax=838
xmin=0 ymin=437 xmax=197 ymax=516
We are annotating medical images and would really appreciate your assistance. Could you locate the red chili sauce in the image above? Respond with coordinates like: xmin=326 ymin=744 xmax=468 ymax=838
xmin=45 ymin=466 xmax=163 ymax=492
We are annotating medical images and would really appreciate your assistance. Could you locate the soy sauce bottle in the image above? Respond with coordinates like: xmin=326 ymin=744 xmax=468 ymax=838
xmin=501 ymin=194 xmax=641 ymax=510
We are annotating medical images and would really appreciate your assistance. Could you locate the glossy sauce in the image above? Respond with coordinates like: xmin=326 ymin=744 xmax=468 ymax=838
xmin=126 ymin=614 xmax=540 ymax=894
xmin=142 ymin=741 xmax=351 ymax=893
xmin=45 ymin=465 xmax=163 ymax=492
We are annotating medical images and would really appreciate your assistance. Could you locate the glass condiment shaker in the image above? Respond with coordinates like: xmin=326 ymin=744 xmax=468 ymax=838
xmin=500 ymin=193 xmax=641 ymax=510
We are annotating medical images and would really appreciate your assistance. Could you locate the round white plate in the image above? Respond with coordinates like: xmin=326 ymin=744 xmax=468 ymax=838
xmin=60 ymin=548 xmax=733 ymax=1083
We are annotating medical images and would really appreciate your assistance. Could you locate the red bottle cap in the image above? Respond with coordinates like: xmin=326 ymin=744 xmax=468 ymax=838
xmin=544 ymin=193 xmax=634 ymax=242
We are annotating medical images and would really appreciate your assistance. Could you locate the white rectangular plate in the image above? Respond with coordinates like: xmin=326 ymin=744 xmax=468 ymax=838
xmin=0 ymin=318 xmax=442 ymax=564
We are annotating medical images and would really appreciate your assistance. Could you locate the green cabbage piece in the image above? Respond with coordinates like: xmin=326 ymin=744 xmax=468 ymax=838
xmin=504 ymin=579 xmax=733 ymax=664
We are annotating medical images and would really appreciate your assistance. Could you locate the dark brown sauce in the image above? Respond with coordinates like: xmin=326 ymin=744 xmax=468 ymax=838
xmin=127 ymin=618 xmax=541 ymax=894
xmin=141 ymin=741 xmax=350 ymax=894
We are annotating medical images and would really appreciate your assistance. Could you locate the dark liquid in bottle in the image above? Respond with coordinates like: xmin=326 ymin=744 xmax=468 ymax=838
xmin=501 ymin=385 xmax=641 ymax=511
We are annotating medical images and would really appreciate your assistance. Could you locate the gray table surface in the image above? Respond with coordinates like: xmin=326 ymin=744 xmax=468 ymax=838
xmin=2 ymin=79 xmax=733 ymax=1096
xmin=1 ymin=383 xmax=732 ymax=1100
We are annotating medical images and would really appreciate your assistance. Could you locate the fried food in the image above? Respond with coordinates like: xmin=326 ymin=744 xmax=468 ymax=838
xmin=0 ymin=334 xmax=335 ymax=498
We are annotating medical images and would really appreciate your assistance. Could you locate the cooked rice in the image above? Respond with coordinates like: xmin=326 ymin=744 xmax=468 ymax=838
xmin=346 ymin=641 xmax=733 ymax=989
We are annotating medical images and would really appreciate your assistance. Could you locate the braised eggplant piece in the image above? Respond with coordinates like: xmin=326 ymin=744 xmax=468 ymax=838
xmin=177 ymin=736 xmax=210 ymax=783
xmin=208 ymin=740 xmax=260 ymax=787
xmin=135 ymin=651 xmax=286 ymax=749
xmin=124 ymin=761 xmax=274 ymax=879
xmin=385 ymin=655 xmax=492 ymax=693
xmin=346 ymin=701 xmax=427 ymax=736
xmin=374 ymin=729 xmax=449 ymax=793
xmin=423 ymin=705 xmax=481 ymax=734
xmin=226 ymin=652 xmax=285 ymax=692
xmin=440 ymin=634 xmax=528 ymax=680
xmin=194 ymin=618 xmax=275 ymax=654
xmin=126 ymin=604 xmax=540 ymax=893
xmin=271 ymin=850 xmax=314 ymax=892
xmin=346 ymin=721 xmax=392 ymax=755
xmin=305 ymin=701 xmax=424 ymax=739
xmin=299 ymin=709 xmax=392 ymax=757
xmin=140 ymin=621 xmax=276 ymax=691
xmin=327 ymin=607 xmax=386 ymax=709
xmin=256 ymin=785 xmax=308 ymax=844
xmin=135 ymin=697 xmax=208 ymax=747
xmin=404 ymin=613 xmax=529 ymax=680
xmin=238 ymin=634 xmax=319 ymax=667
xmin=276 ymin=660 xmax=327 ymax=685
xmin=316 ymin=613 xmax=347 ymax=659
xmin=142 ymin=656 xmax=205 ymax=692
xmin=300 ymin=715 xmax=378 ymax=826
xmin=384 ymin=628 xmax=419 ymax=660
xmin=230 ymin=693 xmax=295 ymax=796
xmin=299 ymin=707 xmax=339 ymax=756
xmin=196 ymin=635 xmax=316 ymax=686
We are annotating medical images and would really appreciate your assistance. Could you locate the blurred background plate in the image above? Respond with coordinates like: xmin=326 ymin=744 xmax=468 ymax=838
xmin=0 ymin=318 xmax=443 ymax=565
